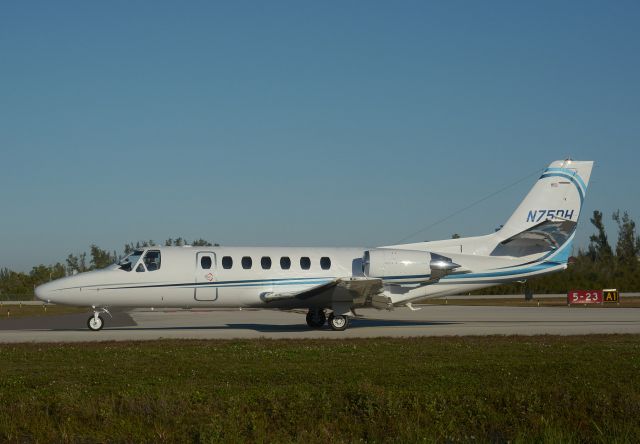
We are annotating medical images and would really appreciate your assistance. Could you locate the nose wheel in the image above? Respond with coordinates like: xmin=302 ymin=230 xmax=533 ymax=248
xmin=87 ymin=307 xmax=111 ymax=331
xmin=87 ymin=314 xmax=104 ymax=331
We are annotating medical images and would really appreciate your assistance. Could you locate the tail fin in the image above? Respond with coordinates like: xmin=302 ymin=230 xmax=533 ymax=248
xmin=498 ymin=159 xmax=594 ymax=242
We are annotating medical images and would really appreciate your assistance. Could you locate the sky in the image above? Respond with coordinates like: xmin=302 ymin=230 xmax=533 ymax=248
xmin=1 ymin=1 xmax=639 ymax=271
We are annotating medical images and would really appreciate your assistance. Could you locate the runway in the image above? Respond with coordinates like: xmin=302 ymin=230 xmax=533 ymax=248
xmin=0 ymin=305 xmax=639 ymax=342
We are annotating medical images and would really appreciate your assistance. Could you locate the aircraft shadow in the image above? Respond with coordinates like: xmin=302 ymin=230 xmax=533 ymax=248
xmin=48 ymin=318 xmax=457 ymax=333
xmin=226 ymin=318 xmax=459 ymax=333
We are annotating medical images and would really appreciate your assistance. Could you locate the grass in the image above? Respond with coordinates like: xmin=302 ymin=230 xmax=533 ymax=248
xmin=0 ymin=336 xmax=638 ymax=443
xmin=0 ymin=304 xmax=87 ymax=319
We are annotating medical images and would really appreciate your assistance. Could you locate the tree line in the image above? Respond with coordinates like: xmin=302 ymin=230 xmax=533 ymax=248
xmin=0 ymin=238 xmax=218 ymax=299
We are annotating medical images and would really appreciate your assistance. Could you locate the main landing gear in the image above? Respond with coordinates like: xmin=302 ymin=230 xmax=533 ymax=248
xmin=305 ymin=309 xmax=326 ymax=329
xmin=328 ymin=313 xmax=349 ymax=331
xmin=305 ymin=308 xmax=350 ymax=331
xmin=87 ymin=307 xmax=111 ymax=331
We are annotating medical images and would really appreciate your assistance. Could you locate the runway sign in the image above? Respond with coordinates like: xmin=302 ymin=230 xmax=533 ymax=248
xmin=567 ymin=290 xmax=603 ymax=304
xmin=603 ymin=289 xmax=619 ymax=303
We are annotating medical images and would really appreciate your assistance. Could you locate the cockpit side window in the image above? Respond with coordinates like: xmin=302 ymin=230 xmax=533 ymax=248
xmin=143 ymin=250 xmax=161 ymax=272
xmin=119 ymin=250 xmax=144 ymax=272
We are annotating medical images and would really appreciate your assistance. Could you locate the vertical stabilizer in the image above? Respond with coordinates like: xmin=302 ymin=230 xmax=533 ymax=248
xmin=499 ymin=160 xmax=594 ymax=239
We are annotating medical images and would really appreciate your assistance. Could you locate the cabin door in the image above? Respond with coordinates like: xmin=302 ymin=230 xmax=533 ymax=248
xmin=194 ymin=252 xmax=218 ymax=301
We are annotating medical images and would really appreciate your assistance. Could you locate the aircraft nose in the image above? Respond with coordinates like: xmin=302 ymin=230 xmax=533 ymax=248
xmin=35 ymin=281 xmax=55 ymax=303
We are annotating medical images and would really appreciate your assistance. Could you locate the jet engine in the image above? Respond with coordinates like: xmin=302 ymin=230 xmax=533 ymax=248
xmin=363 ymin=249 xmax=461 ymax=282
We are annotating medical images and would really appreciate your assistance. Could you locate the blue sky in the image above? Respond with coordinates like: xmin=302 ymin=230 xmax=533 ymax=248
xmin=1 ymin=1 xmax=638 ymax=271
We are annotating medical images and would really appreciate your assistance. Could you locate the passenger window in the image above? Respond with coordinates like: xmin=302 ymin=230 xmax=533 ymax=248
xmin=242 ymin=256 xmax=252 ymax=269
xmin=321 ymin=257 xmax=331 ymax=270
xmin=143 ymin=250 xmax=161 ymax=272
xmin=222 ymin=256 xmax=233 ymax=269
xmin=201 ymin=256 xmax=212 ymax=270
xmin=261 ymin=256 xmax=271 ymax=270
xmin=300 ymin=257 xmax=311 ymax=270
xmin=280 ymin=256 xmax=291 ymax=270
xmin=136 ymin=263 xmax=145 ymax=272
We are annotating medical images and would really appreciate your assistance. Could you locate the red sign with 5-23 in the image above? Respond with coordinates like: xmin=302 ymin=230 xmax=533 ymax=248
xmin=567 ymin=290 xmax=603 ymax=304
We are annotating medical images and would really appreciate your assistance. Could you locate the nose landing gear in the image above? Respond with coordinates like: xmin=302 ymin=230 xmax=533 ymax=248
xmin=87 ymin=315 xmax=104 ymax=331
xmin=87 ymin=307 xmax=111 ymax=331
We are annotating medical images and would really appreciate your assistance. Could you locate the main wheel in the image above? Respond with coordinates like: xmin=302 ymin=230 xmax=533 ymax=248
xmin=87 ymin=315 xmax=104 ymax=331
xmin=306 ymin=309 xmax=326 ymax=329
xmin=328 ymin=314 xmax=349 ymax=331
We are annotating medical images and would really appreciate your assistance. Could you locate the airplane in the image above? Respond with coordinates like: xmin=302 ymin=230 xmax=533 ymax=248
xmin=35 ymin=159 xmax=593 ymax=332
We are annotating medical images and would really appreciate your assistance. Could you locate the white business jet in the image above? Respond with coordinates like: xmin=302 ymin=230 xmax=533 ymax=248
xmin=36 ymin=160 xmax=593 ymax=331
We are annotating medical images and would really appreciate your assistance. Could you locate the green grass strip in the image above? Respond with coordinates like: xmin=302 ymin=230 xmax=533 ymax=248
xmin=0 ymin=335 xmax=638 ymax=443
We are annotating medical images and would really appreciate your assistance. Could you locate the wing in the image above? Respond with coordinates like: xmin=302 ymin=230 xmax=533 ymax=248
xmin=261 ymin=277 xmax=389 ymax=309
xmin=260 ymin=279 xmax=340 ymax=303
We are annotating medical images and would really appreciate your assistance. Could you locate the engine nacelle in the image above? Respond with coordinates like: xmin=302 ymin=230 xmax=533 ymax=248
xmin=363 ymin=249 xmax=461 ymax=282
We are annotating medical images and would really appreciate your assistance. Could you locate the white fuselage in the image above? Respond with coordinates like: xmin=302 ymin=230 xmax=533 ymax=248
xmin=34 ymin=242 xmax=566 ymax=310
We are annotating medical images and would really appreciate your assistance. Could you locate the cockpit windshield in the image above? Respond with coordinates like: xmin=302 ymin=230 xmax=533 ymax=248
xmin=118 ymin=250 xmax=144 ymax=272
xmin=143 ymin=250 xmax=161 ymax=271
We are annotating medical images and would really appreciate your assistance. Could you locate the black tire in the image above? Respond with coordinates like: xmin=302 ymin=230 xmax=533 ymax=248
xmin=87 ymin=315 xmax=104 ymax=331
xmin=305 ymin=309 xmax=326 ymax=329
xmin=328 ymin=314 xmax=349 ymax=331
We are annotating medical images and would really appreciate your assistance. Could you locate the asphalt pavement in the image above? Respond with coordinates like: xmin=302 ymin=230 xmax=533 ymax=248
xmin=0 ymin=305 xmax=638 ymax=342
